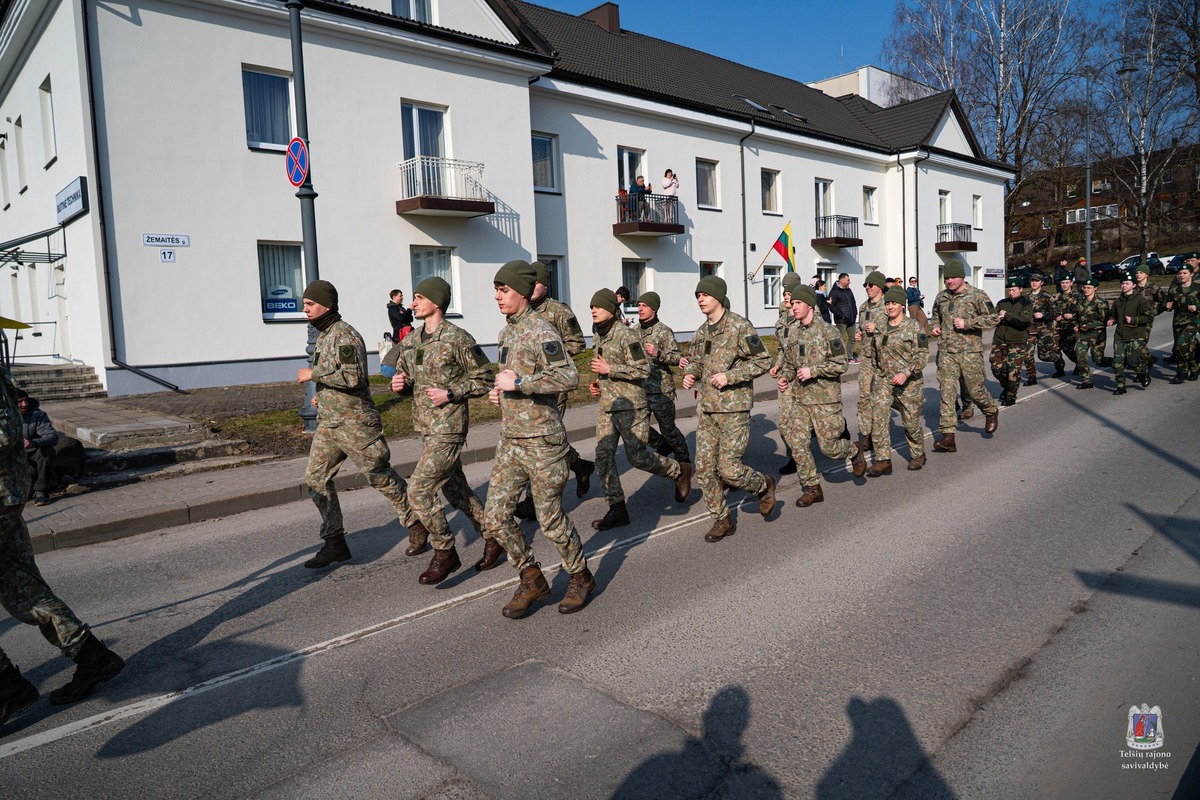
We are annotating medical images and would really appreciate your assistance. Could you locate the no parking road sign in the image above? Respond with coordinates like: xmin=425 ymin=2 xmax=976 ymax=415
xmin=286 ymin=137 xmax=309 ymax=187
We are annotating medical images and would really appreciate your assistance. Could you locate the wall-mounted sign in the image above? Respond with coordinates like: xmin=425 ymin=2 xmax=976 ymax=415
xmin=159 ymin=249 xmax=176 ymax=263
xmin=55 ymin=177 xmax=88 ymax=225
xmin=142 ymin=233 xmax=190 ymax=247
xmin=983 ymin=268 xmax=1004 ymax=279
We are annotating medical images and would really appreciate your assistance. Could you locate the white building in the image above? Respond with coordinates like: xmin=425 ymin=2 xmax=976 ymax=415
xmin=0 ymin=0 xmax=1012 ymax=394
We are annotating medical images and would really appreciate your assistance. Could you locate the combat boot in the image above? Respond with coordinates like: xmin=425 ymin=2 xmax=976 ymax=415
xmin=674 ymin=461 xmax=693 ymax=503
xmin=758 ymin=475 xmax=777 ymax=517
xmin=850 ymin=441 xmax=867 ymax=477
xmin=501 ymin=564 xmax=551 ymax=619
xmin=1140 ymin=374 xmax=1152 ymax=388
xmin=513 ymin=495 xmax=536 ymax=520
xmin=958 ymin=404 xmax=974 ymax=420
xmin=0 ymin=664 xmax=38 ymax=725
xmin=1170 ymin=373 xmax=1186 ymax=384
xmin=1024 ymin=377 xmax=1038 ymax=386
xmin=907 ymin=454 xmax=926 ymax=471
xmin=418 ymin=547 xmax=462 ymax=585
xmin=48 ymin=634 xmax=124 ymax=705
xmin=796 ymin=485 xmax=824 ymax=507
xmin=572 ymin=458 xmax=595 ymax=498
xmin=558 ymin=567 xmax=597 ymax=614
xmin=1113 ymin=387 xmax=1127 ymax=395
xmin=1076 ymin=381 xmax=1094 ymax=390
xmin=1053 ymin=365 xmax=1066 ymax=378
xmin=866 ymin=460 xmax=892 ymax=477
xmin=304 ymin=535 xmax=351 ymax=568
xmin=592 ymin=502 xmax=630 ymax=531
xmin=404 ymin=521 xmax=430 ymax=556
xmin=933 ymin=433 xmax=957 ymax=452
xmin=984 ymin=412 xmax=999 ymax=434
xmin=703 ymin=517 xmax=736 ymax=542
xmin=474 ymin=538 xmax=506 ymax=572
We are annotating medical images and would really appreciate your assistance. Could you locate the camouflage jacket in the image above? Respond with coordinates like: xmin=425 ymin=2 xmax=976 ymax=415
xmin=877 ymin=317 xmax=928 ymax=382
xmin=857 ymin=297 xmax=888 ymax=365
xmin=638 ymin=318 xmax=681 ymax=397
xmin=313 ymin=318 xmax=380 ymax=429
xmin=1025 ymin=289 xmax=1058 ymax=334
xmin=1167 ymin=281 xmax=1200 ymax=324
xmin=1056 ymin=288 xmax=1083 ymax=330
xmin=779 ymin=316 xmax=847 ymax=406
xmin=684 ymin=310 xmax=770 ymax=413
xmin=392 ymin=320 xmax=492 ymax=441
xmin=594 ymin=321 xmax=649 ymax=412
xmin=1075 ymin=295 xmax=1113 ymax=336
xmin=1112 ymin=293 xmax=1154 ymax=341
xmin=0 ymin=371 xmax=32 ymax=506
xmin=994 ymin=295 xmax=1034 ymax=345
xmin=497 ymin=306 xmax=580 ymax=438
xmin=1135 ymin=282 xmax=1166 ymax=315
xmin=931 ymin=284 xmax=998 ymax=354
xmin=772 ymin=312 xmax=800 ymax=373
xmin=532 ymin=295 xmax=586 ymax=356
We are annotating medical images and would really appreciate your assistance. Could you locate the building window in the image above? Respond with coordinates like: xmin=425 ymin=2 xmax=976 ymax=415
xmin=699 ymin=261 xmax=720 ymax=277
xmin=537 ymin=255 xmax=563 ymax=300
xmin=13 ymin=117 xmax=26 ymax=192
xmin=972 ymin=195 xmax=982 ymax=229
xmin=531 ymin=133 xmax=559 ymax=192
xmin=1163 ymin=170 xmax=1174 ymax=185
xmin=0 ymin=142 xmax=9 ymax=208
xmin=761 ymin=169 xmax=779 ymax=213
xmin=618 ymin=146 xmax=646 ymax=193
xmin=696 ymin=159 xmax=718 ymax=208
xmin=1012 ymin=242 xmax=1026 ymax=255
xmin=402 ymin=102 xmax=445 ymax=160
xmin=862 ymin=186 xmax=877 ymax=224
xmin=1066 ymin=184 xmax=1077 ymax=198
xmin=621 ymin=260 xmax=646 ymax=312
xmin=1011 ymin=222 xmax=1020 ymax=234
xmin=938 ymin=189 xmax=950 ymax=224
xmin=1093 ymin=178 xmax=1111 ymax=193
xmin=258 ymin=243 xmax=305 ymax=320
xmin=242 ymin=69 xmax=291 ymax=148
xmin=815 ymin=179 xmax=832 ymax=217
xmin=1041 ymin=216 xmax=1050 ymax=230
xmin=411 ymin=247 xmax=457 ymax=314
xmin=762 ymin=265 xmax=781 ymax=308
xmin=39 ymin=76 xmax=56 ymax=167
xmin=392 ymin=0 xmax=431 ymax=22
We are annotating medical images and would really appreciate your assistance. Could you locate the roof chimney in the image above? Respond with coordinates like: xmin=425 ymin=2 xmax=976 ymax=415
xmin=581 ymin=2 xmax=620 ymax=34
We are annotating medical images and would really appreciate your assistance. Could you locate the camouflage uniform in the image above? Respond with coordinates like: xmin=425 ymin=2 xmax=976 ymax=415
xmin=1111 ymin=292 xmax=1154 ymax=389
xmin=991 ymin=295 xmax=1033 ymax=403
xmin=931 ymin=284 xmax=999 ymax=433
xmin=856 ymin=297 xmax=887 ymax=444
xmin=531 ymin=294 xmax=587 ymax=462
xmin=306 ymin=318 xmax=416 ymax=541
xmin=1135 ymin=281 xmax=1167 ymax=327
xmin=771 ymin=302 xmax=799 ymax=459
xmin=684 ymin=310 xmax=771 ymax=523
xmin=1073 ymin=295 xmax=1113 ymax=383
xmin=640 ymin=317 xmax=690 ymax=463
xmin=593 ymin=321 xmax=681 ymax=506
xmin=1056 ymin=288 xmax=1083 ymax=366
xmin=873 ymin=317 xmax=928 ymax=462
xmin=1166 ymin=281 xmax=1200 ymax=377
xmin=392 ymin=321 xmax=492 ymax=550
xmin=1023 ymin=288 xmax=1063 ymax=378
xmin=1 ymin=370 xmax=89 ymax=673
xmin=483 ymin=307 xmax=586 ymax=575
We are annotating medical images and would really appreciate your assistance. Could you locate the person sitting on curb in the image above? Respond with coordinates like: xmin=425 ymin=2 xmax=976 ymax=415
xmin=18 ymin=389 xmax=58 ymax=506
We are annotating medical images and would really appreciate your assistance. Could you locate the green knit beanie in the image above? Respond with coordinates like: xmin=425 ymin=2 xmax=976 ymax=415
xmin=531 ymin=260 xmax=551 ymax=287
xmin=414 ymin=277 xmax=452 ymax=311
xmin=302 ymin=280 xmax=338 ymax=310
xmin=494 ymin=260 xmax=537 ymax=299
xmin=695 ymin=276 xmax=728 ymax=304
xmin=590 ymin=288 xmax=621 ymax=315
xmin=943 ymin=260 xmax=966 ymax=279
xmin=639 ymin=291 xmax=662 ymax=312
xmin=884 ymin=287 xmax=908 ymax=305
xmin=791 ymin=285 xmax=818 ymax=307
xmin=865 ymin=271 xmax=886 ymax=289
xmin=781 ymin=272 xmax=803 ymax=293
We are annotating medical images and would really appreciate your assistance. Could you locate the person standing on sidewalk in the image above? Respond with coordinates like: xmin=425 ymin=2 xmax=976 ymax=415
xmin=828 ymin=273 xmax=859 ymax=362
xmin=587 ymin=289 xmax=692 ymax=532
xmin=638 ymin=292 xmax=691 ymax=466
xmin=854 ymin=271 xmax=887 ymax=459
xmin=1 ymin=367 xmax=124 ymax=725
xmin=679 ymin=276 xmax=777 ymax=543
xmin=297 ymin=280 xmax=428 ymax=569
xmin=484 ymin=261 xmax=594 ymax=618
xmin=389 ymin=277 xmax=495 ymax=585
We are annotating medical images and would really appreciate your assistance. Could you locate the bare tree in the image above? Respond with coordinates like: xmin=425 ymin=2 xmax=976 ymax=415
xmin=1159 ymin=0 xmax=1200 ymax=110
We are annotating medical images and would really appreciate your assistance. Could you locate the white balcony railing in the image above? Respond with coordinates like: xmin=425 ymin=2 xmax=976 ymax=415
xmin=396 ymin=156 xmax=487 ymax=201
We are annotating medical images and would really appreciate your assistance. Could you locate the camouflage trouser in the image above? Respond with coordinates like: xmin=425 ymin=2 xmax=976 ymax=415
xmin=1113 ymin=338 xmax=1150 ymax=388
xmin=989 ymin=342 xmax=1026 ymax=401
xmin=695 ymin=410 xmax=768 ymax=522
xmin=484 ymin=434 xmax=585 ymax=575
xmin=857 ymin=363 xmax=880 ymax=442
xmin=869 ymin=378 xmax=925 ymax=462
xmin=1074 ymin=333 xmax=1105 ymax=382
xmin=407 ymin=436 xmax=484 ymax=550
xmin=645 ymin=392 xmax=690 ymax=463
xmin=0 ymin=505 xmax=89 ymax=672
xmin=1024 ymin=328 xmax=1063 ymax=379
xmin=1174 ymin=322 xmax=1199 ymax=375
xmin=596 ymin=407 xmax=680 ymax=506
xmin=937 ymin=349 xmax=996 ymax=433
xmin=557 ymin=393 xmax=582 ymax=467
xmin=1058 ymin=328 xmax=1078 ymax=365
xmin=777 ymin=397 xmax=854 ymax=488
xmin=305 ymin=422 xmax=415 ymax=541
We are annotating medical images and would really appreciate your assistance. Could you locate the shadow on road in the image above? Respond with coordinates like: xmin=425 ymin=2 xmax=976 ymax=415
xmin=1076 ymin=504 xmax=1200 ymax=610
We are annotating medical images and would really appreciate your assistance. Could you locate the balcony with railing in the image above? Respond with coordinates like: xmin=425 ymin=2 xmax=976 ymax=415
xmin=812 ymin=215 xmax=862 ymax=247
xmin=935 ymin=223 xmax=977 ymax=252
xmin=612 ymin=193 xmax=685 ymax=237
xmin=395 ymin=157 xmax=495 ymax=217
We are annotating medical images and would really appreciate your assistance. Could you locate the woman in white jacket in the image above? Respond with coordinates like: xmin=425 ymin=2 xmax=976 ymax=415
xmin=661 ymin=168 xmax=679 ymax=222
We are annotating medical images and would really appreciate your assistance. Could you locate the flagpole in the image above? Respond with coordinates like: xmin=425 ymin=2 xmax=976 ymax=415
xmin=749 ymin=249 xmax=772 ymax=280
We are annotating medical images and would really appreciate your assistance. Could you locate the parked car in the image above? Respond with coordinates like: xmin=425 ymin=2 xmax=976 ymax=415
xmin=1115 ymin=253 xmax=1165 ymax=276
xmin=1164 ymin=254 xmax=1188 ymax=273
xmin=1006 ymin=265 xmax=1042 ymax=285
xmin=1089 ymin=261 xmax=1121 ymax=281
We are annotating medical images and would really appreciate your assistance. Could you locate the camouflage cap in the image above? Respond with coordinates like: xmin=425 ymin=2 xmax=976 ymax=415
xmin=864 ymin=271 xmax=887 ymax=289
xmin=494 ymin=259 xmax=537 ymax=298
xmin=884 ymin=286 xmax=908 ymax=305
xmin=1029 ymin=272 xmax=1046 ymax=282
xmin=943 ymin=260 xmax=966 ymax=279
xmin=638 ymin=291 xmax=661 ymax=312
xmin=590 ymin=288 xmax=621 ymax=315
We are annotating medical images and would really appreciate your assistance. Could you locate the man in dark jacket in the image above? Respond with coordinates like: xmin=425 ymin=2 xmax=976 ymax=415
xmin=17 ymin=390 xmax=57 ymax=506
xmin=387 ymin=289 xmax=413 ymax=343
xmin=827 ymin=273 xmax=859 ymax=362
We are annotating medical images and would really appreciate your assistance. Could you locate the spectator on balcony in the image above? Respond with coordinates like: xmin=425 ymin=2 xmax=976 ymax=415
xmin=628 ymin=176 xmax=650 ymax=221
xmin=387 ymin=289 xmax=414 ymax=344
xmin=828 ymin=273 xmax=859 ymax=363
xmin=661 ymin=169 xmax=679 ymax=222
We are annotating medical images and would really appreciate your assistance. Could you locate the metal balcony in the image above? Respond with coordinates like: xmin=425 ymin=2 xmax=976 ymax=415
xmin=613 ymin=193 xmax=685 ymax=237
xmin=935 ymin=223 xmax=977 ymax=252
xmin=395 ymin=157 xmax=495 ymax=217
xmin=812 ymin=215 xmax=862 ymax=247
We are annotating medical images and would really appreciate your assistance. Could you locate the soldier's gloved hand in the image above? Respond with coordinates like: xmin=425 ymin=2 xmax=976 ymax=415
xmin=391 ymin=372 xmax=408 ymax=393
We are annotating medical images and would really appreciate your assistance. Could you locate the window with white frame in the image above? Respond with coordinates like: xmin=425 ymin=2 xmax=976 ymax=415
xmin=761 ymin=169 xmax=780 ymax=213
xmin=0 ymin=142 xmax=9 ymax=208
xmin=862 ymin=186 xmax=877 ymax=224
xmin=39 ymin=76 xmax=56 ymax=166
xmin=402 ymin=102 xmax=445 ymax=160
xmin=621 ymin=260 xmax=646 ymax=311
xmin=618 ymin=146 xmax=646 ymax=192
xmin=938 ymin=189 xmax=950 ymax=224
xmin=242 ymin=69 xmax=291 ymax=148
xmin=531 ymin=133 xmax=559 ymax=192
xmin=258 ymin=243 xmax=306 ymax=320
xmin=699 ymin=261 xmax=720 ymax=278
xmin=1011 ymin=222 xmax=1020 ymax=234
xmin=972 ymin=195 xmax=982 ymax=229
xmin=763 ymin=265 xmax=781 ymax=308
xmin=13 ymin=118 xmax=26 ymax=192
xmin=537 ymin=255 xmax=563 ymax=300
xmin=392 ymin=0 xmax=430 ymax=22
xmin=1066 ymin=184 xmax=1077 ymax=198
xmin=696 ymin=159 xmax=718 ymax=208
xmin=1042 ymin=216 xmax=1050 ymax=230
xmin=411 ymin=247 xmax=457 ymax=314
xmin=814 ymin=179 xmax=832 ymax=217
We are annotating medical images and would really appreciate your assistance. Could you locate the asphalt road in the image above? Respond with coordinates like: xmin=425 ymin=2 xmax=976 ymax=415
xmin=2 ymin=333 xmax=1198 ymax=799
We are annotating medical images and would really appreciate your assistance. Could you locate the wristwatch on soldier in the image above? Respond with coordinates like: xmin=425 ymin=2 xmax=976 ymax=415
xmin=445 ymin=389 xmax=457 ymax=403
xmin=513 ymin=377 xmax=523 ymax=391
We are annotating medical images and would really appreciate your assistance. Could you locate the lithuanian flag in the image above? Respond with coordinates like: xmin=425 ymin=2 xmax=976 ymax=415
xmin=771 ymin=222 xmax=796 ymax=272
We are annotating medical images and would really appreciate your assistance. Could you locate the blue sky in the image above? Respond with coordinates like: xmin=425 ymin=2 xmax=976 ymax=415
xmin=531 ymin=1 xmax=899 ymax=84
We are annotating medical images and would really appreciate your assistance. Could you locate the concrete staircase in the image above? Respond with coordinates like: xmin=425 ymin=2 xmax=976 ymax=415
xmin=10 ymin=364 xmax=107 ymax=401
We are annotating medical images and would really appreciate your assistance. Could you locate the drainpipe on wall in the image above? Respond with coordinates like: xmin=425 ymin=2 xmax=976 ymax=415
xmin=898 ymin=153 xmax=906 ymax=281
xmin=912 ymin=149 xmax=930 ymax=288
xmin=739 ymin=119 xmax=756 ymax=320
